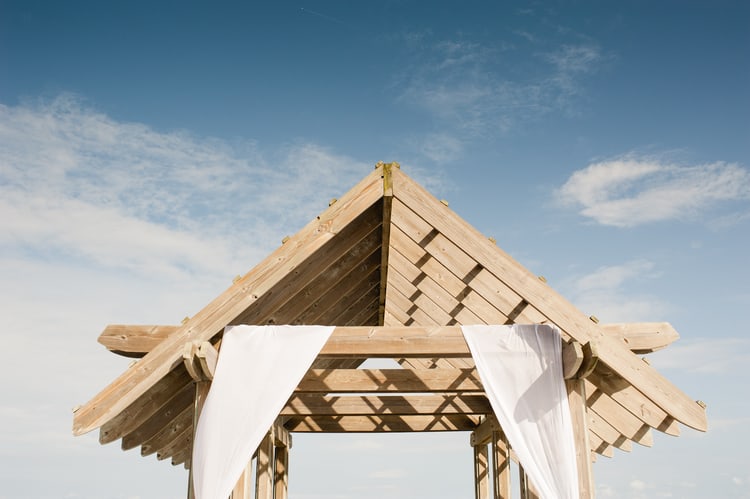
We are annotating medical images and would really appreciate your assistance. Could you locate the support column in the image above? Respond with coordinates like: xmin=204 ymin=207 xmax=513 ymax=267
xmin=491 ymin=430 xmax=511 ymax=499
xmin=273 ymin=445 xmax=289 ymax=499
xmin=474 ymin=442 xmax=490 ymax=499
xmin=187 ymin=381 xmax=210 ymax=499
xmin=519 ymin=467 xmax=540 ymax=499
xmin=184 ymin=341 xmax=217 ymax=499
xmin=231 ymin=460 xmax=254 ymax=499
xmin=255 ymin=431 xmax=275 ymax=499
xmin=566 ymin=378 xmax=595 ymax=498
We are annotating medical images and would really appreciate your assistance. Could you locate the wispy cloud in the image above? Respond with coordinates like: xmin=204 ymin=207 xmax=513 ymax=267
xmin=0 ymin=95 xmax=371 ymax=280
xmin=557 ymin=155 xmax=750 ymax=227
xmin=395 ymin=36 xmax=603 ymax=139
xmin=568 ymin=259 xmax=668 ymax=322
xmin=654 ymin=338 xmax=750 ymax=374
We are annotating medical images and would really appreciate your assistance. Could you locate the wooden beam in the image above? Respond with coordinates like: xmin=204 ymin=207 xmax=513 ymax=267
xmin=599 ymin=322 xmax=679 ymax=354
xmin=98 ymin=324 xmax=178 ymax=357
xmin=99 ymin=366 xmax=192 ymax=445
xmin=73 ymin=167 xmax=385 ymax=436
xmin=97 ymin=319 xmax=678 ymax=358
xmin=284 ymin=414 xmax=480 ymax=432
xmin=392 ymin=168 xmax=707 ymax=432
xmin=283 ymin=394 xmax=491 ymax=416
xmin=119 ymin=382 xmax=193 ymax=450
xmin=470 ymin=415 xmax=500 ymax=447
xmin=296 ymin=368 xmax=484 ymax=393
xmin=378 ymin=162 xmax=396 ymax=327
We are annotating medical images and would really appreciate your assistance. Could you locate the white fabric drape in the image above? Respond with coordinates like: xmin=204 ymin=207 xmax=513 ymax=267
xmin=192 ymin=325 xmax=334 ymax=499
xmin=461 ymin=324 xmax=579 ymax=499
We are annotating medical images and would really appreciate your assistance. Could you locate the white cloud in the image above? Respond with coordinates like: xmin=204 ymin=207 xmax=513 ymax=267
xmin=568 ymin=259 xmax=667 ymax=322
xmin=557 ymin=155 xmax=750 ymax=227
xmin=369 ymin=469 xmax=407 ymax=479
xmin=396 ymin=37 xmax=603 ymax=139
xmin=0 ymin=95 xmax=371 ymax=280
xmin=652 ymin=338 xmax=750 ymax=374
xmin=629 ymin=479 xmax=647 ymax=491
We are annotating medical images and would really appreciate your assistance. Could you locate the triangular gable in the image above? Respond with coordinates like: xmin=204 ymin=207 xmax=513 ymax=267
xmin=75 ymin=163 xmax=706 ymax=471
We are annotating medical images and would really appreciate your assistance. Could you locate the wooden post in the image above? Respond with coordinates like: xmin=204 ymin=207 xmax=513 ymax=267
xmin=518 ymin=467 xmax=540 ymax=499
xmin=273 ymin=445 xmax=289 ymax=499
xmin=566 ymin=378 xmax=595 ymax=498
xmin=474 ymin=442 xmax=490 ymax=499
xmin=255 ymin=431 xmax=274 ymax=499
xmin=231 ymin=460 xmax=254 ymax=499
xmin=186 ymin=380 xmax=210 ymax=499
xmin=491 ymin=431 xmax=511 ymax=499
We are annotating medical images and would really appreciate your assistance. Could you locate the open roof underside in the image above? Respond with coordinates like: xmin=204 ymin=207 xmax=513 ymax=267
xmin=76 ymin=163 xmax=706 ymax=469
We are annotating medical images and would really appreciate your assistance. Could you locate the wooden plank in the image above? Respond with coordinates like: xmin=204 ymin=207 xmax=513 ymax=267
xmin=73 ymin=167 xmax=385 ymax=435
xmin=566 ymin=379 xmax=594 ymax=498
xmin=474 ymin=443 xmax=490 ymax=499
xmin=318 ymin=326 xmax=470 ymax=358
xmin=587 ymin=365 xmax=680 ymax=436
xmin=231 ymin=461 xmax=253 ymax=499
xmin=492 ymin=431 xmax=511 ymax=499
xmin=389 ymin=246 xmax=483 ymax=325
xmin=378 ymin=162 xmax=396 ymax=326
xmin=337 ymin=282 xmax=381 ymax=327
xmin=255 ymin=432 xmax=274 ymax=499
xmin=274 ymin=445 xmax=289 ymax=499
xmin=271 ymin=225 xmax=382 ymax=324
xmin=140 ymin=404 xmax=192 ymax=456
xmin=585 ymin=378 xmax=653 ymax=446
xmin=234 ymin=202 xmax=384 ymax=326
xmin=120 ymin=382 xmax=193 ymax=450
xmin=99 ymin=365 xmax=191 ymax=445
xmin=292 ymin=251 xmax=381 ymax=325
xmin=282 ymin=394 xmax=491 ymax=416
xmin=392 ymin=167 xmax=707 ymax=432
xmin=284 ymin=414 xmax=480 ymax=432
xmin=296 ymin=368 xmax=484 ymax=393
xmin=187 ymin=380 xmax=210 ymax=499
xmin=155 ymin=424 xmax=192 ymax=462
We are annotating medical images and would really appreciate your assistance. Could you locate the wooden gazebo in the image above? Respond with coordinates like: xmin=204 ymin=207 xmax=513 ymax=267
xmin=73 ymin=163 xmax=707 ymax=498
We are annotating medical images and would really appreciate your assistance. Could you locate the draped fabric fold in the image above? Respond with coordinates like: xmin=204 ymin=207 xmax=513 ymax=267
xmin=461 ymin=324 xmax=579 ymax=499
xmin=192 ymin=325 xmax=334 ymax=499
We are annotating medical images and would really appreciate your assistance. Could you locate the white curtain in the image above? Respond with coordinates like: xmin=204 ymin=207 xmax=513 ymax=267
xmin=192 ymin=325 xmax=334 ymax=499
xmin=461 ymin=324 xmax=579 ymax=499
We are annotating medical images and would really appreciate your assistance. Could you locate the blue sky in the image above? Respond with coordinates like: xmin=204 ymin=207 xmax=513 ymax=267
xmin=1 ymin=1 xmax=748 ymax=498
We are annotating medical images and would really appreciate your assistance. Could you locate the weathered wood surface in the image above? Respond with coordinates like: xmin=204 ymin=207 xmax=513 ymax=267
xmin=97 ymin=320 xmax=679 ymax=359
xmin=391 ymin=168 xmax=707 ymax=432
xmin=73 ymin=167 xmax=385 ymax=436
xmin=283 ymin=394 xmax=491 ymax=416
xmin=285 ymin=414 xmax=480 ymax=432
xmin=296 ymin=368 xmax=484 ymax=393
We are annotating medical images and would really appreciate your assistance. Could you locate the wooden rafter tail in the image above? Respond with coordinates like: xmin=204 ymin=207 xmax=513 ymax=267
xmin=98 ymin=324 xmax=178 ymax=357
xmin=599 ymin=322 xmax=680 ymax=353
xmin=72 ymin=167 xmax=385 ymax=436
xmin=390 ymin=167 xmax=708 ymax=433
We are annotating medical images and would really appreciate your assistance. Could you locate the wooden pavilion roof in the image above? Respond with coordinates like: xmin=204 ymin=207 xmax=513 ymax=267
xmin=73 ymin=162 xmax=706 ymax=469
